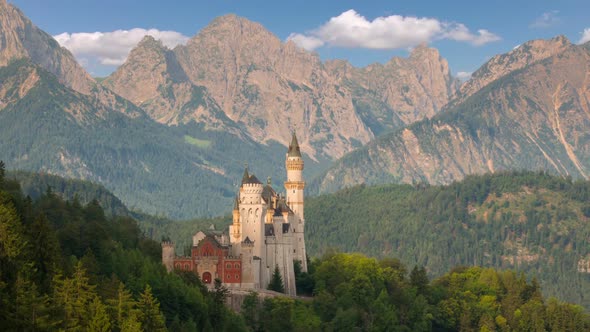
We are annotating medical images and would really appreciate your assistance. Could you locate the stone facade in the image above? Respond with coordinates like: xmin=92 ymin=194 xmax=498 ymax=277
xmin=162 ymin=134 xmax=307 ymax=295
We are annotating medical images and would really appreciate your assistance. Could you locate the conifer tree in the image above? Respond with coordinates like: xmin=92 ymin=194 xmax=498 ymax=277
xmin=14 ymin=275 xmax=54 ymax=330
xmin=88 ymin=296 xmax=111 ymax=332
xmin=29 ymin=213 xmax=61 ymax=292
xmin=137 ymin=284 xmax=167 ymax=332
xmin=53 ymin=261 xmax=98 ymax=330
xmin=268 ymin=265 xmax=285 ymax=293
xmin=107 ymin=282 xmax=138 ymax=331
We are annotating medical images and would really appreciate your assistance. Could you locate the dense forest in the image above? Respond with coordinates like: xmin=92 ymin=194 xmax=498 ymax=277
xmin=305 ymin=171 xmax=590 ymax=309
xmin=252 ymin=253 xmax=590 ymax=331
xmin=1 ymin=163 xmax=590 ymax=331
xmin=137 ymin=171 xmax=590 ymax=309
xmin=0 ymin=161 xmax=247 ymax=331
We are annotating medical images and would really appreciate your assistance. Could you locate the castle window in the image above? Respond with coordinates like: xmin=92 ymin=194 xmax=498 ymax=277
xmin=226 ymin=263 xmax=231 ymax=269
xmin=235 ymin=274 xmax=239 ymax=279
xmin=235 ymin=263 xmax=240 ymax=269
xmin=185 ymin=264 xmax=190 ymax=270
xmin=226 ymin=274 xmax=231 ymax=280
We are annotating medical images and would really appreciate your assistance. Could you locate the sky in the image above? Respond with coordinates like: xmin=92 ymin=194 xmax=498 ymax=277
xmin=9 ymin=0 xmax=590 ymax=78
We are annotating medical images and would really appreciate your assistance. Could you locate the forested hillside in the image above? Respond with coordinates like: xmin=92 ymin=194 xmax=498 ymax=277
xmin=306 ymin=171 xmax=590 ymax=308
xmin=0 ymin=162 xmax=247 ymax=331
xmin=2 ymin=163 xmax=589 ymax=331
xmin=146 ymin=171 xmax=590 ymax=309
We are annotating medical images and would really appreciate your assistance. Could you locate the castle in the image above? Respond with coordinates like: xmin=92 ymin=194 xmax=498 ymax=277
xmin=162 ymin=133 xmax=307 ymax=295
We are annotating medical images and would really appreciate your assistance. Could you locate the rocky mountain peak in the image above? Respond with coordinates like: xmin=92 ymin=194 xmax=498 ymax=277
xmin=136 ymin=35 xmax=165 ymax=50
xmin=458 ymin=35 xmax=571 ymax=102
xmin=0 ymin=1 xmax=94 ymax=94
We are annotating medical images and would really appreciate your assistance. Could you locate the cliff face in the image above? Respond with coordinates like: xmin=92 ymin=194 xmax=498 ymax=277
xmin=0 ymin=0 xmax=147 ymax=118
xmin=104 ymin=15 xmax=456 ymax=159
xmin=455 ymin=36 xmax=570 ymax=105
xmin=0 ymin=0 xmax=94 ymax=94
xmin=103 ymin=36 xmax=233 ymax=129
xmin=314 ymin=39 xmax=590 ymax=193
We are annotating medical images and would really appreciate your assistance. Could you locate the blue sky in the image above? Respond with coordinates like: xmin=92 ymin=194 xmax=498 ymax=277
xmin=10 ymin=0 xmax=590 ymax=78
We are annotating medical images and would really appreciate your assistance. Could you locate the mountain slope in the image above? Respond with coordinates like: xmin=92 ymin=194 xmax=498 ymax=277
xmin=306 ymin=172 xmax=590 ymax=308
xmin=0 ymin=59 xmax=308 ymax=219
xmin=105 ymin=15 xmax=457 ymax=159
xmin=0 ymin=0 xmax=93 ymax=94
xmin=313 ymin=38 xmax=590 ymax=193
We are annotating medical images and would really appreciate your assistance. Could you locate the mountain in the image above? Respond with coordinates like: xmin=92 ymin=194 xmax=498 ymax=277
xmin=0 ymin=0 xmax=93 ymax=94
xmin=105 ymin=15 xmax=456 ymax=159
xmin=325 ymin=44 xmax=458 ymax=134
xmin=456 ymin=35 xmax=570 ymax=104
xmin=102 ymin=36 xmax=237 ymax=130
xmin=0 ymin=0 xmax=146 ymax=118
xmin=0 ymin=4 xmax=328 ymax=219
xmin=0 ymin=58 xmax=314 ymax=219
xmin=313 ymin=37 xmax=590 ymax=193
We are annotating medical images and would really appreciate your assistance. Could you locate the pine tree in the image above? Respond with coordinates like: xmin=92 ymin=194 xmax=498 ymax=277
xmin=107 ymin=282 xmax=138 ymax=331
xmin=29 ymin=213 xmax=61 ymax=292
xmin=268 ymin=265 xmax=285 ymax=293
xmin=88 ymin=296 xmax=111 ymax=332
xmin=137 ymin=284 xmax=167 ymax=332
xmin=14 ymin=275 xmax=55 ymax=330
xmin=53 ymin=261 xmax=98 ymax=330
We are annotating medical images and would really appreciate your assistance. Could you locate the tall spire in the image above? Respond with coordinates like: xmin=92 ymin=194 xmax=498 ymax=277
xmin=287 ymin=132 xmax=302 ymax=157
xmin=241 ymin=163 xmax=249 ymax=184
xmin=233 ymin=195 xmax=239 ymax=210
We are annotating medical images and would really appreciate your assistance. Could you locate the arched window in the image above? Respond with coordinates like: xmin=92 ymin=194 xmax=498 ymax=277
xmin=175 ymin=263 xmax=181 ymax=269
xmin=202 ymin=272 xmax=212 ymax=284
xmin=235 ymin=263 xmax=240 ymax=269
xmin=226 ymin=263 xmax=231 ymax=269
xmin=235 ymin=274 xmax=239 ymax=280
xmin=184 ymin=263 xmax=190 ymax=270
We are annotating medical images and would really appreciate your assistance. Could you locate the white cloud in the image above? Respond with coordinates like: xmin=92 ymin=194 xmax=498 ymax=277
xmin=456 ymin=71 xmax=472 ymax=80
xmin=580 ymin=28 xmax=590 ymax=44
xmin=288 ymin=9 xmax=500 ymax=51
xmin=442 ymin=24 xmax=501 ymax=46
xmin=287 ymin=33 xmax=325 ymax=50
xmin=530 ymin=11 xmax=560 ymax=29
xmin=54 ymin=28 xmax=189 ymax=66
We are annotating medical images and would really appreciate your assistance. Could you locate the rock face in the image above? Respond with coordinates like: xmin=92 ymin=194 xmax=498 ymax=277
xmin=0 ymin=0 xmax=146 ymax=118
xmin=314 ymin=38 xmax=590 ymax=193
xmin=454 ymin=35 xmax=570 ymax=105
xmin=105 ymin=15 xmax=456 ymax=159
xmin=326 ymin=44 xmax=458 ymax=135
xmin=103 ymin=36 xmax=233 ymax=129
xmin=0 ymin=0 xmax=93 ymax=94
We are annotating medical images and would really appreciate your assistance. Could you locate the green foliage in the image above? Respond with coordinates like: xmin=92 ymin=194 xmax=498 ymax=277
xmin=184 ymin=135 xmax=212 ymax=148
xmin=235 ymin=252 xmax=590 ymax=331
xmin=304 ymin=171 xmax=590 ymax=308
xmin=268 ymin=265 xmax=285 ymax=293
xmin=0 ymin=166 xmax=247 ymax=331
xmin=137 ymin=284 xmax=167 ymax=332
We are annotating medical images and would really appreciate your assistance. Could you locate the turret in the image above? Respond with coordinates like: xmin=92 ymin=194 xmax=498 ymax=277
xmin=284 ymin=132 xmax=308 ymax=272
xmin=161 ymin=241 xmax=175 ymax=272
xmin=239 ymin=168 xmax=266 ymax=259
xmin=230 ymin=195 xmax=241 ymax=242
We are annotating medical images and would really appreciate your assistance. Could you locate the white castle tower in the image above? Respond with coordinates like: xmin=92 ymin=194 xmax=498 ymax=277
xmin=285 ymin=133 xmax=308 ymax=272
xmin=166 ymin=134 xmax=306 ymax=295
